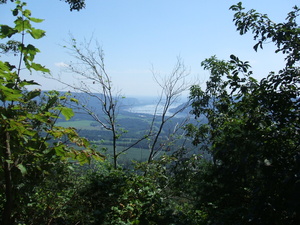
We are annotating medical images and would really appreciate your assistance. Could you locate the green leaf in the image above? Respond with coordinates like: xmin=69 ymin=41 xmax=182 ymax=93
xmin=12 ymin=8 xmax=18 ymax=16
xmin=19 ymin=79 xmax=40 ymax=87
xmin=0 ymin=86 xmax=22 ymax=101
xmin=55 ymin=144 xmax=66 ymax=157
xmin=17 ymin=164 xmax=27 ymax=175
xmin=0 ymin=61 xmax=12 ymax=74
xmin=92 ymin=152 xmax=105 ymax=162
xmin=76 ymin=152 xmax=91 ymax=165
xmin=5 ymin=160 xmax=13 ymax=164
xmin=0 ymin=25 xmax=18 ymax=38
xmin=70 ymin=97 xmax=79 ymax=104
xmin=61 ymin=107 xmax=74 ymax=121
xmin=25 ymin=44 xmax=40 ymax=58
xmin=25 ymin=89 xmax=41 ymax=101
xmin=23 ymin=9 xmax=31 ymax=18
xmin=55 ymin=106 xmax=74 ymax=120
xmin=28 ymin=27 xmax=45 ymax=39
xmin=59 ymin=96 xmax=67 ymax=100
xmin=15 ymin=18 xmax=31 ymax=31
xmin=31 ymin=62 xmax=50 ymax=73
xmin=29 ymin=17 xmax=44 ymax=23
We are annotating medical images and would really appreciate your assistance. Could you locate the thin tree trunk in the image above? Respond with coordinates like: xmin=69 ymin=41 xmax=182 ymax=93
xmin=113 ymin=130 xmax=117 ymax=169
xmin=148 ymin=118 xmax=165 ymax=163
xmin=2 ymin=131 xmax=14 ymax=225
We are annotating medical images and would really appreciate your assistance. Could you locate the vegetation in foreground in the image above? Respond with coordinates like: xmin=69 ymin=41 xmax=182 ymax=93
xmin=0 ymin=1 xmax=299 ymax=224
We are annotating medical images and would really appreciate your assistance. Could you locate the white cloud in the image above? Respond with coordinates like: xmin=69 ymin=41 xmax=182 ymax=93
xmin=54 ymin=62 xmax=69 ymax=68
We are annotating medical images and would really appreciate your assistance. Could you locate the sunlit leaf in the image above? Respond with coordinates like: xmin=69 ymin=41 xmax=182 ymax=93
xmin=15 ymin=18 xmax=31 ymax=31
xmin=59 ymin=107 xmax=74 ymax=121
xmin=28 ymin=27 xmax=45 ymax=39
xmin=23 ymin=9 xmax=31 ymax=18
xmin=31 ymin=62 xmax=50 ymax=73
xmin=19 ymin=79 xmax=40 ymax=87
xmin=29 ymin=17 xmax=44 ymax=23
xmin=17 ymin=164 xmax=27 ymax=175
xmin=70 ymin=97 xmax=79 ymax=104
xmin=0 ymin=86 xmax=22 ymax=101
xmin=54 ymin=144 xmax=66 ymax=157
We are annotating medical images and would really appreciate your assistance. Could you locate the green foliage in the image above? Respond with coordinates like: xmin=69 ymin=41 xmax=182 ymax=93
xmin=61 ymin=159 xmax=206 ymax=225
xmin=230 ymin=2 xmax=300 ymax=67
xmin=60 ymin=163 xmax=162 ymax=224
xmin=0 ymin=1 xmax=48 ymax=73
xmin=0 ymin=2 xmax=104 ymax=224
xmin=7 ymin=162 xmax=81 ymax=224
xmin=186 ymin=2 xmax=300 ymax=224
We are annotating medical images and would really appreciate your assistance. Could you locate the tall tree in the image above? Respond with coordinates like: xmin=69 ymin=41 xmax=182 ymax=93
xmin=186 ymin=2 xmax=300 ymax=224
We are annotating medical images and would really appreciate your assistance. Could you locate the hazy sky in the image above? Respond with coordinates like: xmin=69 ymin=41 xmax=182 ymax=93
xmin=1 ymin=0 xmax=299 ymax=97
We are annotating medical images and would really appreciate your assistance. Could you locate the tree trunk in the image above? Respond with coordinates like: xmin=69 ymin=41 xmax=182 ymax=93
xmin=112 ymin=125 xmax=117 ymax=169
xmin=2 ymin=131 xmax=14 ymax=225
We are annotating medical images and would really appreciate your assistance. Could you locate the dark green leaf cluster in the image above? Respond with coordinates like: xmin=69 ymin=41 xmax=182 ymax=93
xmin=0 ymin=40 xmax=20 ymax=54
xmin=187 ymin=3 xmax=300 ymax=224
xmin=231 ymin=2 xmax=300 ymax=67
xmin=63 ymin=0 xmax=86 ymax=11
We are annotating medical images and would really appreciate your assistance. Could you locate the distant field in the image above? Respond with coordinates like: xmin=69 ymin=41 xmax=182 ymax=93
xmin=55 ymin=112 xmax=185 ymax=163
xmin=56 ymin=119 xmax=151 ymax=162
xmin=98 ymin=146 xmax=150 ymax=163
xmin=56 ymin=113 xmax=152 ymax=131
xmin=56 ymin=120 xmax=98 ymax=130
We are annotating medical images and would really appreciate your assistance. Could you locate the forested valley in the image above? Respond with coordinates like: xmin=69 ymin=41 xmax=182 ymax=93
xmin=1 ymin=0 xmax=300 ymax=224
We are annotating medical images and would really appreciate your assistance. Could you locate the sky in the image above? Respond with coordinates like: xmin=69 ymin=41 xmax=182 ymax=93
xmin=1 ymin=0 xmax=299 ymax=97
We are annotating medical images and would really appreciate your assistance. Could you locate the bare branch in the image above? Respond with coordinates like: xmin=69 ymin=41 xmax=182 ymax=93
xmin=147 ymin=57 xmax=191 ymax=163
xmin=56 ymin=36 xmax=122 ymax=168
